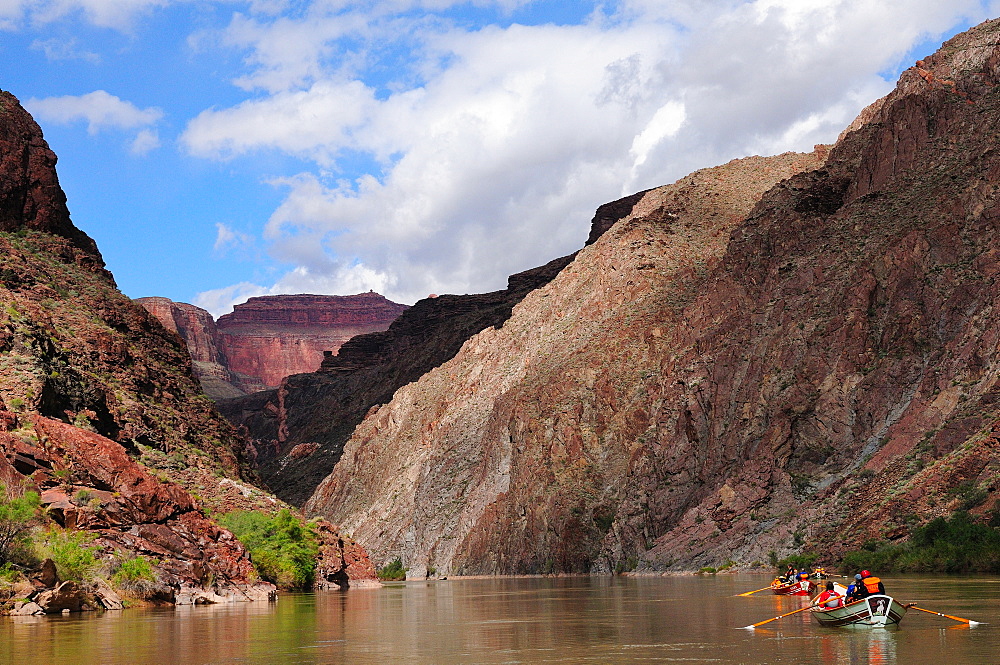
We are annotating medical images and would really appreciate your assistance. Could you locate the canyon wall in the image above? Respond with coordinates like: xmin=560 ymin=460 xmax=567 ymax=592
xmin=137 ymin=293 xmax=408 ymax=400
xmin=302 ymin=20 xmax=1000 ymax=575
xmin=218 ymin=252 xmax=579 ymax=505
xmin=216 ymin=293 xmax=409 ymax=388
xmin=0 ymin=89 xmax=376 ymax=595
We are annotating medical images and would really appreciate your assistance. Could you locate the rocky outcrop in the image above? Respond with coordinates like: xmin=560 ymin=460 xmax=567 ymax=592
xmin=218 ymin=248 xmax=589 ymax=505
xmin=302 ymin=20 xmax=1000 ymax=574
xmin=1 ymin=414 xmax=275 ymax=601
xmin=313 ymin=519 xmax=380 ymax=589
xmin=137 ymin=293 xmax=408 ymax=399
xmin=0 ymin=91 xmax=101 ymax=261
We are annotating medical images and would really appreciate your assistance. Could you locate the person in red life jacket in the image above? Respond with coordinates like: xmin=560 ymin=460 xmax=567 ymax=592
xmin=812 ymin=581 xmax=844 ymax=609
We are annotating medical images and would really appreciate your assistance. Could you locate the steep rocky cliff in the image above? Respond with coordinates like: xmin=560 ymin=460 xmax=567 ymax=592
xmin=0 ymin=90 xmax=375 ymax=596
xmin=219 ymin=253 xmax=578 ymax=505
xmin=137 ymin=293 xmax=408 ymax=400
xmin=216 ymin=293 xmax=408 ymax=388
xmin=303 ymin=20 xmax=1000 ymax=575
xmin=135 ymin=297 xmax=251 ymax=400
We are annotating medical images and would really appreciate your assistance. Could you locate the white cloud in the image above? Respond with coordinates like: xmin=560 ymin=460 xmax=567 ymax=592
xmin=0 ymin=0 xmax=170 ymax=30
xmin=181 ymin=80 xmax=377 ymax=163
xmin=26 ymin=90 xmax=163 ymax=135
xmin=130 ymin=128 xmax=160 ymax=155
xmin=173 ymin=0 xmax=997 ymax=309
xmin=213 ymin=222 xmax=257 ymax=259
xmin=30 ymin=37 xmax=100 ymax=62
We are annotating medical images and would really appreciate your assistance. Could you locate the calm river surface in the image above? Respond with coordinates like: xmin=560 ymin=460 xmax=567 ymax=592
xmin=3 ymin=575 xmax=1000 ymax=664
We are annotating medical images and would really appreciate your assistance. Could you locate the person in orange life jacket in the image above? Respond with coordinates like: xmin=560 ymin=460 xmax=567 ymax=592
xmin=849 ymin=570 xmax=885 ymax=600
xmin=812 ymin=581 xmax=844 ymax=608
xmin=859 ymin=570 xmax=885 ymax=595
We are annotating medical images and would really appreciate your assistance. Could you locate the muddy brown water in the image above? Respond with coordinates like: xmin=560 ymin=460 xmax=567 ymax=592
xmin=2 ymin=575 xmax=999 ymax=664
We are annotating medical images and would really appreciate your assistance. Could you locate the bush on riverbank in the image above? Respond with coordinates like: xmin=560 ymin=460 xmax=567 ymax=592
xmin=35 ymin=527 xmax=99 ymax=581
xmin=0 ymin=485 xmax=40 ymax=568
xmin=840 ymin=510 xmax=1000 ymax=573
xmin=218 ymin=509 xmax=319 ymax=590
xmin=376 ymin=558 xmax=406 ymax=581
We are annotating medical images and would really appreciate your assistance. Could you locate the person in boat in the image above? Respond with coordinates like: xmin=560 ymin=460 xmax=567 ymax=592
xmin=812 ymin=581 xmax=844 ymax=608
xmin=796 ymin=572 xmax=812 ymax=593
xmin=848 ymin=570 xmax=886 ymax=601
xmin=782 ymin=564 xmax=796 ymax=582
xmin=845 ymin=574 xmax=862 ymax=602
xmin=858 ymin=569 xmax=885 ymax=596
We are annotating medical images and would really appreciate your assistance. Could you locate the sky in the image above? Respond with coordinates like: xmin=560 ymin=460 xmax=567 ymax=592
xmin=2 ymin=1 xmax=998 ymax=317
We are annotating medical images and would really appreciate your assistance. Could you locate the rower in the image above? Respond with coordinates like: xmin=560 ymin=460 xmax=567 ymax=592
xmin=812 ymin=581 xmax=844 ymax=608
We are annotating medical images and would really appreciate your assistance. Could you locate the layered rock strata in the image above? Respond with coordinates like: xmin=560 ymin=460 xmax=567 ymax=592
xmin=216 ymin=293 xmax=408 ymax=388
xmin=137 ymin=293 xmax=408 ymax=399
xmin=304 ymin=20 xmax=1000 ymax=574
xmin=135 ymin=297 xmax=252 ymax=400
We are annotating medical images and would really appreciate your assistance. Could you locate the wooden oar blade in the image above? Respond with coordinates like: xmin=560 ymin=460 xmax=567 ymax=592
xmin=740 ymin=605 xmax=810 ymax=629
xmin=907 ymin=604 xmax=985 ymax=627
xmin=736 ymin=586 xmax=772 ymax=597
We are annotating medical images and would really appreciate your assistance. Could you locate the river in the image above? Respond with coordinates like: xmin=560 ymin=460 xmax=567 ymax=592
xmin=2 ymin=575 xmax=999 ymax=664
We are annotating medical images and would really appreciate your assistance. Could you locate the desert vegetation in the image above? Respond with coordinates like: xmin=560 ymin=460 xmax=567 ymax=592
xmin=217 ymin=508 xmax=319 ymax=590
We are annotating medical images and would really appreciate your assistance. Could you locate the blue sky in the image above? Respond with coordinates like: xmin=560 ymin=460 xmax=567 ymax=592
xmin=2 ymin=1 xmax=997 ymax=316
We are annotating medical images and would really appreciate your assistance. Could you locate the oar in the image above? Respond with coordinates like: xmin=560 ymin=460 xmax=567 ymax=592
xmin=736 ymin=586 xmax=774 ymax=597
xmin=740 ymin=605 xmax=811 ymax=630
xmin=905 ymin=604 xmax=984 ymax=627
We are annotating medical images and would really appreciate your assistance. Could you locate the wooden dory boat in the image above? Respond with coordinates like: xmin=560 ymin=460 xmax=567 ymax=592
xmin=771 ymin=580 xmax=815 ymax=596
xmin=810 ymin=595 xmax=907 ymax=627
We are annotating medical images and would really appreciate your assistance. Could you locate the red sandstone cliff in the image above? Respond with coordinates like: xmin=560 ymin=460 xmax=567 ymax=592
xmin=138 ymin=293 xmax=408 ymax=399
xmin=216 ymin=294 xmax=409 ymax=388
xmin=302 ymin=20 xmax=1000 ymax=575
xmin=135 ymin=297 xmax=254 ymax=400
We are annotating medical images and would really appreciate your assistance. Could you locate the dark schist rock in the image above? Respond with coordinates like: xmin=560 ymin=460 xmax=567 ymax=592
xmin=0 ymin=90 xmax=102 ymax=262
xmin=218 ymin=200 xmax=634 ymax=506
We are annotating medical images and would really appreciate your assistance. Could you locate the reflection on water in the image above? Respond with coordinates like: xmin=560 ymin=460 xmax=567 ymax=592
xmin=1 ymin=575 xmax=998 ymax=664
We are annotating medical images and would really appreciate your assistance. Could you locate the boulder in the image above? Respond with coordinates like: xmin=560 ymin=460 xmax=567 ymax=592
xmin=91 ymin=578 xmax=124 ymax=611
xmin=37 ymin=558 xmax=58 ymax=588
xmin=34 ymin=580 xmax=84 ymax=613
xmin=9 ymin=601 xmax=45 ymax=616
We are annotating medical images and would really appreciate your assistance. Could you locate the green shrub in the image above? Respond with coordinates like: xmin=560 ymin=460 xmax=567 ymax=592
xmin=0 ymin=486 xmax=41 ymax=567
xmin=698 ymin=566 xmax=717 ymax=575
xmin=110 ymin=554 xmax=158 ymax=598
xmin=218 ymin=509 xmax=319 ymax=590
xmin=377 ymin=558 xmax=407 ymax=581
xmin=35 ymin=528 xmax=98 ymax=581
xmin=840 ymin=511 xmax=1000 ymax=574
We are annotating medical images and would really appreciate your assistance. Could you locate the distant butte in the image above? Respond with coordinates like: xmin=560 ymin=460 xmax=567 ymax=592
xmin=137 ymin=293 xmax=408 ymax=399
